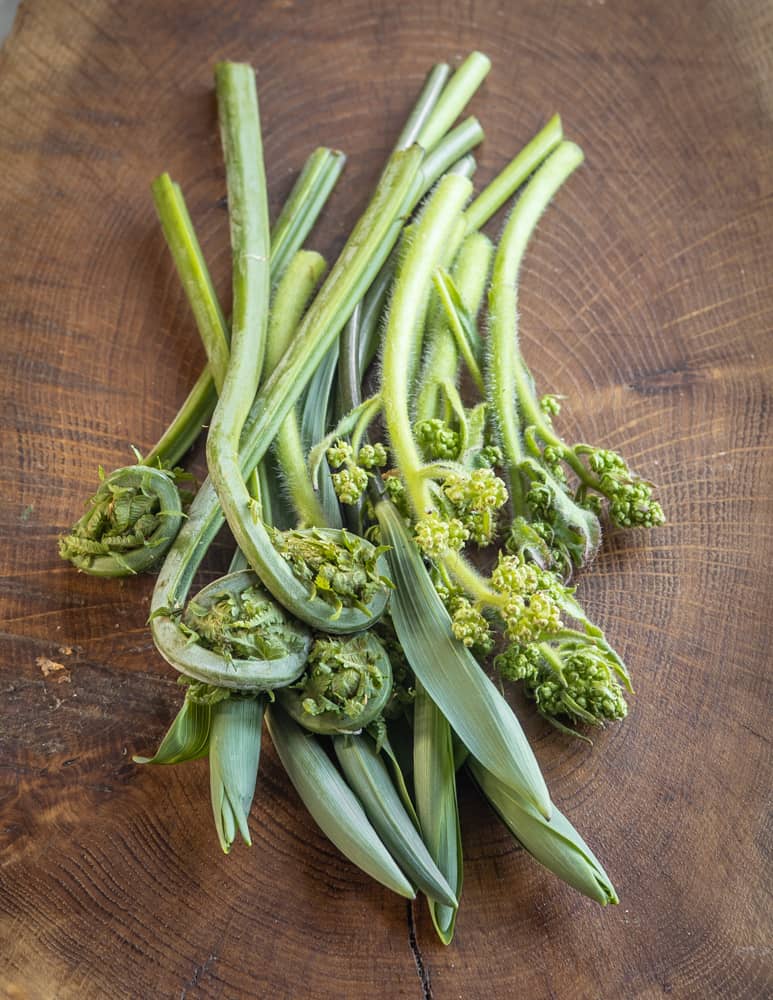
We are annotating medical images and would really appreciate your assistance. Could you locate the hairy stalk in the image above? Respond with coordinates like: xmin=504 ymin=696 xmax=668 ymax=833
xmin=265 ymin=251 xmax=329 ymax=527
xmin=381 ymin=175 xmax=473 ymax=511
xmin=487 ymin=141 xmax=584 ymax=509
xmin=415 ymin=231 xmax=493 ymax=424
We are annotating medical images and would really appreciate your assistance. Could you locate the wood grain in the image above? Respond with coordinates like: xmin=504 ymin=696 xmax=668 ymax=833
xmin=1 ymin=0 xmax=771 ymax=997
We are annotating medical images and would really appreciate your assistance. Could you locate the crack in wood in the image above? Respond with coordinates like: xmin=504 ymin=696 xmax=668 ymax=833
xmin=179 ymin=953 xmax=218 ymax=999
xmin=406 ymin=899 xmax=432 ymax=1000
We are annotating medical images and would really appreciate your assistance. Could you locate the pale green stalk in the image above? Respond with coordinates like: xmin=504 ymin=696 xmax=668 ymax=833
xmin=381 ymin=173 xmax=473 ymax=508
xmin=464 ymin=114 xmax=563 ymax=233
xmin=415 ymin=230 xmax=493 ymax=424
xmin=487 ymin=140 xmax=584 ymax=508
xmin=416 ymin=52 xmax=491 ymax=152
xmin=151 ymin=174 xmax=231 ymax=393
xmin=395 ymin=63 xmax=451 ymax=150
xmin=265 ymin=251 xmax=329 ymax=527
xmin=270 ymin=147 xmax=345 ymax=282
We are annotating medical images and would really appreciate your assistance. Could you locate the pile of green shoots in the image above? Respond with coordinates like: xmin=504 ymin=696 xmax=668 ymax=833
xmin=60 ymin=55 xmax=663 ymax=943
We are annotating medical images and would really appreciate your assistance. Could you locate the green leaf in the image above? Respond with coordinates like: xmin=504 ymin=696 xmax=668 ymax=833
xmin=413 ymin=681 xmax=462 ymax=944
xmin=333 ymin=732 xmax=457 ymax=908
xmin=468 ymin=757 xmax=618 ymax=905
xmin=209 ymin=697 xmax=264 ymax=853
xmin=376 ymin=499 xmax=552 ymax=819
xmin=265 ymin=704 xmax=414 ymax=899
xmin=133 ymin=696 xmax=211 ymax=765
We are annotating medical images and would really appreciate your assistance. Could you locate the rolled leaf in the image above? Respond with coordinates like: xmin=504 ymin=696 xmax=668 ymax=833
xmin=133 ymin=695 xmax=211 ymax=765
xmin=209 ymin=697 xmax=264 ymax=853
xmin=413 ymin=680 xmax=462 ymax=944
xmin=265 ymin=704 xmax=414 ymax=899
xmin=376 ymin=499 xmax=552 ymax=818
xmin=333 ymin=732 xmax=457 ymax=908
xmin=468 ymin=756 xmax=618 ymax=906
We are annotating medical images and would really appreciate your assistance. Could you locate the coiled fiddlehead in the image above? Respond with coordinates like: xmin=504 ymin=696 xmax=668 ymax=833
xmin=154 ymin=569 xmax=311 ymax=690
xmin=58 ymin=465 xmax=187 ymax=577
xmin=277 ymin=631 xmax=392 ymax=734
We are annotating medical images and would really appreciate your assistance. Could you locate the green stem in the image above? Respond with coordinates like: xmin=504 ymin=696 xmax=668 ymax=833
xmin=155 ymin=147 xmax=423 ymax=636
xmin=206 ymin=61 xmax=271 ymax=568
xmin=270 ymin=252 xmax=329 ymax=526
xmin=487 ymin=141 xmax=584 ymax=507
xmin=151 ymin=174 xmax=231 ymax=393
xmin=415 ymin=231 xmax=493 ymax=424
xmin=416 ymin=52 xmax=491 ymax=152
xmin=381 ymin=174 xmax=472 ymax=515
xmin=143 ymin=369 xmax=217 ymax=468
xmin=464 ymin=114 xmax=563 ymax=233
xmin=432 ymin=268 xmax=485 ymax=393
xmin=269 ymin=147 xmax=346 ymax=283
xmin=394 ymin=63 xmax=451 ymax=150
xmin=419 ymin=117 xmax=484 ymax=186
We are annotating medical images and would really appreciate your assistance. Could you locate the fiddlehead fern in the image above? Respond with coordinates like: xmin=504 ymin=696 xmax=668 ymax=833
xmin=154 ymin=569 xmax=311 ymax=690
xmin=58 ymin=465 xmax=187 ymax=576
xmin=276 ymin=631 xmax=392 ymax=734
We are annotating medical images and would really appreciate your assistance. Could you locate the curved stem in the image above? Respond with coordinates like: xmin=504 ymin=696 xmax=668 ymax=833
xmin=487 ymin=141 xmax=584 ymax=508
xmin=381 ymin=174 xmax=473 ymax=515
xmin=206 ymin=61 xmax=271 ymax=567
xmin=163 ymin=148 xmax=422 ymax=632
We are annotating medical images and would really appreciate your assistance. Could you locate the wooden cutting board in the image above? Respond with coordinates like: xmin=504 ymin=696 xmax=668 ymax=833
xmin=1 ymin=1 xmax=770 ymax=997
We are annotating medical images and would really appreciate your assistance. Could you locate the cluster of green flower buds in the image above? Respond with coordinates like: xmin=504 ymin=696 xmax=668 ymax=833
xmin=441 ymin=467 xmax=508 ymax=545
xmin=496 ymin=640 xmax=628 ymax=729
xmin=415 ymin=417 xmax=461 ymax=460
xmin=449 ymin=595 xmax=493 ymax=653
xmin=414 ymin=511 xmax=469 ymax=559
xmin=582 ymin=447 xmax=665 ymax=529
xmin=326 ymin=439 xmax=389 ymax=505
xmin=539 ymin=393 xmax=563 ymax=417
xmin=490 ymin=553 xmax=563 ymax=643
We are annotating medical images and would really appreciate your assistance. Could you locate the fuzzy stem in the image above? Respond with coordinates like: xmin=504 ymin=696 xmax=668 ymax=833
xmin=381 ymin=174 xmax=473 ymax=515
xmin=487 ymin=141 xmax=584 ymax=508
xmin=268 ymin=252 xmax=328 ymax=526
xmin=415 ymin=231 xmax=493 ymax=424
